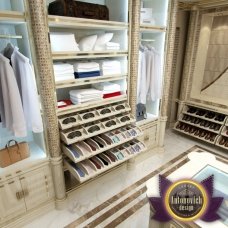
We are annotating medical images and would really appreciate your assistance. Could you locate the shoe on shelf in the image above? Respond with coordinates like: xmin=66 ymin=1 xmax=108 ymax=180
xmin=219 ymin=138 xmax=226 ymax=145
xmin=187 ymin=107 xmax=197 ymax=114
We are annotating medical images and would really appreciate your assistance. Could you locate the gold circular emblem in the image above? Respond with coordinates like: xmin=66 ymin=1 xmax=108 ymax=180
xmin=165 ymin=180 xmax=208 ymax=222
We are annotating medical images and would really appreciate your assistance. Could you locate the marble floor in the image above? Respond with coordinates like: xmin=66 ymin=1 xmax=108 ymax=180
xmin=23 ymin=129 xmax=227 ymax=228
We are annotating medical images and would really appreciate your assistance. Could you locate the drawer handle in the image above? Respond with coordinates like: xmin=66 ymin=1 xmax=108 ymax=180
xmin=144 ymin=135 xmax=149 ymax=141
xmin=8 ymin=181 xmax=15 ymax=185
xmin=19 ymin=177 xmax=25 ymax=181
xmin=16 ymin=170 xmax=22 ymax=174
xmin=0 ymin=185 xmax=4 ymax=188
xmin=16 ymin=191 xmax=24 ymax=200
xmin=6 ymin=174 xmax=12 ymax=178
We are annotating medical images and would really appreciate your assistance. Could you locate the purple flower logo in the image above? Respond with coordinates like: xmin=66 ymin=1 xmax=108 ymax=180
xmin=148 ymin=175 xmax=223 ymax=223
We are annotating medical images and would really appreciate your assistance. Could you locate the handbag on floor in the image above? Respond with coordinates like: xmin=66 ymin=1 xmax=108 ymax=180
xmin=48 ymin=0 xmax=109 ymax=20
xmin=0 ymin=140 xmax=30 ymax=168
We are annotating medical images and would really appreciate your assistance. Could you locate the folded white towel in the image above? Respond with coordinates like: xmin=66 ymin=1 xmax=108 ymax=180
xmin=55 ymin=76 xmax=74 ymax=82
xmin=50 ymin=33 xmax=79 ymax=52
xmin=74 ymin=62 xmax=100 ymax=72
xmin=93 ymin=82 xmax=120 ymax=91
xmin=106 ymin=46 xmax=120 ymax=50
xmin=106 ymin=42 xmax=120 ymax=47
xmin=101 ymin=60 xmax=121 ymax=67
xmin=70 ymin=89 xmax=103 ymax=98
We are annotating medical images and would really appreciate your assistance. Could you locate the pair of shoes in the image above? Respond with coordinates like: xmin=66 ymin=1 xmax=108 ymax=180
xmin=219 ymin=137 xmax=228 ymax=146
xmin=196 ymin=110 xmax=206 ymax=116
xmin=215 ymin=114 xmax=225 ymax=122
xmin=205 ymin=112 xmax=216 ymax=119
xmin=187 ymin=107 xmax=197 ymax=114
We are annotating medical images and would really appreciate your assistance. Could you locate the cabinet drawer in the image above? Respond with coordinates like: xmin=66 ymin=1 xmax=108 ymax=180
xmin=139 ymin=125 xmax=157 ymax=148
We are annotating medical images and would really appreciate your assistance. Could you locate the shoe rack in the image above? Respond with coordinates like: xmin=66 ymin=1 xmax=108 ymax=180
xmin=60 ymin=100 xmax=146 ymax=185
xmin=174 ymin=104 xmax=228 ymax=148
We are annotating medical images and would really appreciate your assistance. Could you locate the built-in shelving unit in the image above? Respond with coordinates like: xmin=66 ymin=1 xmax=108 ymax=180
xmin=136 ymin=0 xmax=169 ymax=125
xmin=174 ymin=104 xmax=228 ymax=149
xmin=45 ymin=0 xmax=147 ymax=190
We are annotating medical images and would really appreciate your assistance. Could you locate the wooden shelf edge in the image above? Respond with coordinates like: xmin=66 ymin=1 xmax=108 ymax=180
xmin=48 ymin=15 xmax=129 ymax=28
xmin=55 ymin=74 xmax=127 ymax=89
xmin=56 ymin=95 xmax=127 ymax=116
xmin=0 ymin=10 xmax=25 ymax=23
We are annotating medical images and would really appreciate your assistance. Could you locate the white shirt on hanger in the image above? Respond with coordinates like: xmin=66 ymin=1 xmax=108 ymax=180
xmin=11 ymin=47 xmax=43 ymax=133
xmin=0 ymin=54 xmax=27 ymax=137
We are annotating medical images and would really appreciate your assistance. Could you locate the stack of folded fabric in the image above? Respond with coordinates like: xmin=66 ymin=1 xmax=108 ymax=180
xmin=70 ymin=89 xmax=103 ymax=104
xmin=93 ymin=82 xmax=121 ymax=99
xmin=50 ymin=33 xmax=80 ymax=52
xmin=106 ymin=42 xmax=120 ymax=50
xmin=53 ymin=63 xmax=74 ymax=82
xmin=73 ymin=62 xmax=101 ymax=78
xmin=100 ymin=60 xmax=121 ymax=75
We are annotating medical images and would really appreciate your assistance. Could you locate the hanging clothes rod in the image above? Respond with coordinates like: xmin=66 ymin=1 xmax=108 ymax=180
xmin=0 ymin=34 xmax=23 ymax=39
xmin=140 ymin=39 xmax=155 ymax=42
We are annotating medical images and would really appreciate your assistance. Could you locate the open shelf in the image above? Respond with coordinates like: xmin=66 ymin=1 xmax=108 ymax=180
xmin=57 ymin=94 xmax=127 ymax=116
xmin=174 ymin=123 xmax=218 ymax=145
xmin=178 ymin=114 xmax=222 ymax=134
xmin=58 ymin=103 xmax=131 ymax=130
xmin=60 ymin=115 xmax=135 ymax=145
xmin=136 ymin=113 xmax=158 ymax=126
xmin=48 ymin=15 xmax=129 ymax=30
xmin=55 ymin=74 xmax=127 ymax=89
xmin=64 ymin=140 xmax=147 ymax=183
xmin=0 ymin=142 xmax=47 ymax=181
xmin=0 ymin=10 xmax=25 ymax=24
xmin=52 ymin=50 xmax=128 ymax=60
xmin=62 ymin=126 xmax=142 ymax=164
xmin=140 ymin=24 xmax=166 ymax=33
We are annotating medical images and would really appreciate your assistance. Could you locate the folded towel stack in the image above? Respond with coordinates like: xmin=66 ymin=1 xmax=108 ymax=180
xmin=106 ymin=42 xmax=120 ymax=50
xmin=50 ymin=33 xmax=80 ymax=52
xmin=74 ymin=62 xmax=101 ymax=78
xmin=54 ymin=63 xmax=74 ymax=82
xmin=93 ymin=82 xmax=121 ymax=98
xmin=70 ymin=89 xmax=103 ymax=104
xmin=100 ymin=60 xmax=121 ymax=75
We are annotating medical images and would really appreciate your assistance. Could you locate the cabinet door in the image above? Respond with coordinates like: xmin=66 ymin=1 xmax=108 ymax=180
xmin=20 ymin=166 xmax=54 ymax=210
xmin=0 ymin=179 xmax=26 ymax=221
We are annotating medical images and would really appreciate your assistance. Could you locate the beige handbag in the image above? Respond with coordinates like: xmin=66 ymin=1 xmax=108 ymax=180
xmin=0 ymin=140 xmax=30 ymax=168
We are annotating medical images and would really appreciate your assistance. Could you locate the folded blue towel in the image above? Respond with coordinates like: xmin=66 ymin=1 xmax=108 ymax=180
xmin=74 ymin=71 xmax=101 ymax=78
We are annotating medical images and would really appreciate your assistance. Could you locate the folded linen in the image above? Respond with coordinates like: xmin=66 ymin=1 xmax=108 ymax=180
xmin=93 ymin=82 xmax=121 ymax=94
xmin=74 ymin=62 xmax=100 ymax=73
xmin=50 ymin=33 xmax=79 ymax=52
xmin=55 ymin=76 xmax=74 ymax=82
xmin=106 ymin=42 xmax=120 ymax=47
xmin=106 ymin=46 xmax=120 ymax=50
xmin=74 ymin=71 xmax=100 ymax=78
xmin=70 ymin=96 xmax=103 ymax=104
xmin=103 ymin=91 xmax=122 ymax=99
xmin=106 ymin=42 xmax=120 ymax=50
xmin=70 ymin=89 xmax=103 ymax=98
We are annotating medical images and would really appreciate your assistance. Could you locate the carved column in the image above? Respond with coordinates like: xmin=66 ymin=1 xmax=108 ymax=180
xmin=26 ymin=0 xmax=66 ymax=208
xmin=159 ymin=0 xmax=178 ymax=148
xmin=179 ymin=10 xmax=199 ymax=102
xmin=129 ymin=0 xmax=140 ymax=116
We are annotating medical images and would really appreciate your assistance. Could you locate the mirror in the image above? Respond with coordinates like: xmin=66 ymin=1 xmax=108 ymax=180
xmin=190 ymin=11 xmax=228 ymax=105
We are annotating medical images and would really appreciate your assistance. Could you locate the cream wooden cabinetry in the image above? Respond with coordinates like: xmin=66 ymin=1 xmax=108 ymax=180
xmin=0 ymin=179 xmax=26 ymax=222
xmin=130 ymin=0 xmax=177 ymax=151
xmin=0 ymin=165 xmax=54 ymax=225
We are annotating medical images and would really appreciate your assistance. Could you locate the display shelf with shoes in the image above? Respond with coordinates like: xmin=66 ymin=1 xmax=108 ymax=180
xmin=182 ymin=105 xmax=227 ymax=125
xmin=175 ymin=103 xmax=228 ymax=149
xmin=179 ymin=114 xmax=223 ymax=134
xmin=174 ymin=122 xmax=218 ymax=145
